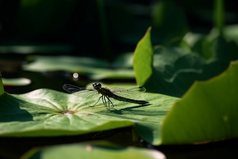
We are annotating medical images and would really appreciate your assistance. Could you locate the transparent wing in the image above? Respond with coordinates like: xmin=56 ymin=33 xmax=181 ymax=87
xmin=110 ymin=86 xmax=146 ymax=99
xmin=63 ymin=84 xmax=85 ymax=93
xmin=63 ymin=84 xmax=99 ymax=99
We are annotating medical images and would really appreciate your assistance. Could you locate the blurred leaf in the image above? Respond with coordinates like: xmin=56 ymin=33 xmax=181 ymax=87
xmin=183 ymin=32 xmax=215 ymax=60
xmin=210 ymin=25 xmax=238 ymax=60
xmin=23 ymin=56 xmax=135 ymax=80
xmin=0 ymin=45 xmax=73 ymax=54
xmin=162 ymin=60 xmax=238 ymax=144
xmin=152 ymin=0 xmax=189 ymax=44
xmin=218 ymin=24 xmax=238 ymax=46
xmin=191 ymin=33 xmax=231 ymax=61
xmin=184 ymin=29 xmax=238 ymax=61
xmin=183 ymin=32 xmax=205 ymax=47
xmin=134 ymin=28 xmax=231 ymax=97
xmin=190 ymin=36 xmax=214 ymax=60
xmin=22 ymin=141 xmax=165 ymax=159
xmin=2 ymin=77 xmax=31 ymax=86
xmin=112 ymin=53 xmax=133 ymax=69
xmin=167 ymin=38 xmax=191 ymax=52
xmin=0 ymin=80 xmax=178 ymax=145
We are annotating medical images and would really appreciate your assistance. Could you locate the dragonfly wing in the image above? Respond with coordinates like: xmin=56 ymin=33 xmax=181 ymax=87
xmin=127 ymin=87 xmax=146 ymax=93
xmin=63 ymin=84 xmax=99 ymax=99
xmin=63 ymin=84 xmax=85 ymax=93
xmin=72 ymin=89 xmax=99 ymax=99
xmin=110 ymin=87 xmax=146 ymax=98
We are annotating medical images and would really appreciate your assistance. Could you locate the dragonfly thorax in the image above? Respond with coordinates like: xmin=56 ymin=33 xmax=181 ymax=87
xmin=93 ymin=82 xmax=102 ymax=90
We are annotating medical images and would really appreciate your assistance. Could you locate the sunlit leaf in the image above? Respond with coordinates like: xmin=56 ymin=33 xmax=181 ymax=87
xmin=133 ymin=27 xmax=153 ymax=86
xmin=0 ymin=80 xmax=178 ymax=145
xmin=162 ymin=60 xmax=238 ymax=144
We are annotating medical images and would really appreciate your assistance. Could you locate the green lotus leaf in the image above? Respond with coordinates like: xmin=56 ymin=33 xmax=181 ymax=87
xmin=162 ymin=60 xmax=238 ymax=144
xmin=0 ymin=79 xmax=178 ymax=145
xmin=21 ymin=141 xmax=165 ymax=159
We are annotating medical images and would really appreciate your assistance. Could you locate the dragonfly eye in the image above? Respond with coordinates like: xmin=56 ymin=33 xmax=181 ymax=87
xmin=97 ymin=83 xmax=101 ymax=87
xmin=93 ymin=82 xmax=101 ymax=88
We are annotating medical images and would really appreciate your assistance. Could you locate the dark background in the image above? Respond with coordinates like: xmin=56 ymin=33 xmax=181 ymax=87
xmin=0 ymin=0 xmax=238 ymax=92
xmin=1 ymin=0 xmax=238 ymax=59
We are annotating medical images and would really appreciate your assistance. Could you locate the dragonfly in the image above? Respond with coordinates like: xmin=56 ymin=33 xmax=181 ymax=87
xmin=63 ymin=82 xmax=149 ymax=110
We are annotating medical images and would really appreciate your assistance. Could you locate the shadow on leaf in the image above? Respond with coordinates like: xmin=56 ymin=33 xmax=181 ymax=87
xmin=0 ymin=93 xmax=33 ymax=122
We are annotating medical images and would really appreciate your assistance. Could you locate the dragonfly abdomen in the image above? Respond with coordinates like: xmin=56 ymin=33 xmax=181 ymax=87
xmin=111 ymin=94 xmax=148 ymax=105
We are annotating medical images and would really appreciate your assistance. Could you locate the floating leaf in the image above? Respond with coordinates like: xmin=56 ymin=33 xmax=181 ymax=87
xmin=22 ymin=141 xmax=166 ymax=159
xmin=2 ymin=77 xmax=31 ymax=86
xmin=23 ymin=56 xmax=134 ymax=80
xmin=0 ymin=80 xmax=178 ymax=145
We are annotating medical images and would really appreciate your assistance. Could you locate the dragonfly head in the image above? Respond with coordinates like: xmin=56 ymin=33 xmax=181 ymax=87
xmin=93 ymin=82 xmax=101 ymax=90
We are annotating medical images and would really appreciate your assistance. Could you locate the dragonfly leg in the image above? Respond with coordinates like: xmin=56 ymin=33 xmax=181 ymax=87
xmin=102 ymin=96 xmax=105 ymax=106
xmin=102 ymin=96 xmax=109 ymax=110
xmin=106 ymin=96 xmax=114 ymax=108
xmin=92 ymin=96 xmax=102 ymax=107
